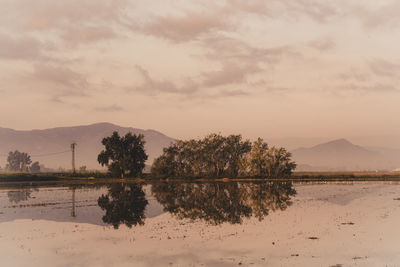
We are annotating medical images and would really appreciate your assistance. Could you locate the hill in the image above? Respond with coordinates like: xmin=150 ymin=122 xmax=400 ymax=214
xmin=0 ymin=123 xmax=175 ymax=170
xmin=292 ymin=139 xmax=399 ymax=171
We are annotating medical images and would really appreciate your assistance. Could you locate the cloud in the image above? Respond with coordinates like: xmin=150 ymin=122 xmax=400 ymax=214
xmin=308 ymin=37 xmax=336 ymax=51
xmin=201 ymin=63 xmax=260 ymax=87
xmin=134 ymin=1 xmax=339 ymax=43
xmin=59 ymin=25 xmax=118 ymax=46
xmin=198 ymin=36 xmax=298 ymax=89
xmin=16 ymin=64 xmax=90 ymax=101
xmin=95 ymin=104 xmax=124 ymax=112
xmin=33 ymin=64 xmax=88 ymax=91
xmin=225 ymin=0 xmax=338 ymax=22
xmin=369 ymin=59 xmax=400 ymax=78
xmin=126 ymin=33 xmax=298 ymax=99
xmin=200 ymin=36 xmax=297 ymax=66
xmin=0 ymin=33 xmax=52 ymax=61
xmin=15 ymin=0 xmax=128 ymax=31
xmin=338 ymin=69 xmax=370 ymax=82
xmin=217 ymin=89 xmax=249 ymax=97
xmin=1 ymin=0 xmax=128 ymax=47
xmin=136 ymin=11 xmax=229 ymax=42
xmin=282 ymin=0 xmax=338 ymax=23
xmin=338 ymin=83 xmax=399 ymax=94
xmin=130 ymin=65 xmax=199 ymax=96
xmin=355 ymin=2 xmax=400 ymax=29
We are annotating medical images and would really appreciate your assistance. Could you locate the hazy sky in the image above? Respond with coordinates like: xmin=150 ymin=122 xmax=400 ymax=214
xmin=1 ymin=0 xmax=399 ymax=140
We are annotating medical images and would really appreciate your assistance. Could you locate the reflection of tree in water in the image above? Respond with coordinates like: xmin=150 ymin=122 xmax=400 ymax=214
xmin=98 ymin=183 xmax=148 ymax=229
xmin=245 ymin=182 xmax=296 ymax=221
xmin=151 ymin=182 xmax=296 ymax=225
xmin=7 ymin=188 xmax=38 ymax=203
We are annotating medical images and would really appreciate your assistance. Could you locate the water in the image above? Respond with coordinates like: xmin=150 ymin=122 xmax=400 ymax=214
xmin=1 ymin=181 xmax=400 ymax=266
xmin=0 ymin=181 xmax=296 ymax=228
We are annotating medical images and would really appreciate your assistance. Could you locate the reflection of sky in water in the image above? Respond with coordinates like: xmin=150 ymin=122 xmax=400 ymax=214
xmin=0 ymin=185 xmax=164 ymax=226
xmin=0 ymin=182 xmax=297 ymax=228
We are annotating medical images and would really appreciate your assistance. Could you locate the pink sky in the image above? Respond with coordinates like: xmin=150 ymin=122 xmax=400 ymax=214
xmin=0 ymin=0 xmax=399 ymax=140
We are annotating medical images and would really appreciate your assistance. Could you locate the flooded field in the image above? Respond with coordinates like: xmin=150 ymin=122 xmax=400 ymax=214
xmin=1 ymin=181 xmax=400 ymax=266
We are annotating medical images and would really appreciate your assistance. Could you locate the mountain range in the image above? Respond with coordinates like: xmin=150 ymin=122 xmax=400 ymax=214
xmin=0 ymin=123 xmax=399 ymax=171
xmin=292 ymin=138 xmax=400 ymax=171
xmin=0 ymin=123 xmax=175 ymax=170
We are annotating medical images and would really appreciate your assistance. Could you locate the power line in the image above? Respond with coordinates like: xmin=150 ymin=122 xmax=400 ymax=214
xmin=0 ymin=150 xmax=70 ymax=158
xmin=31 ymin=150 xmax=71 ymax=157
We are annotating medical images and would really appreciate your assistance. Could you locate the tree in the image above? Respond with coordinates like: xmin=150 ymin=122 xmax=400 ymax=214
xmin=264 ymin=147 xmax=297 ymax=178
xmin=79 ymin=166 xmax=87 ymax=172
xmin=248 ymin=138 xmax=269 ymax=177
xmin=98 ymin=131 xmax=148 ymax=178
xmin=6 ymin=150 xmax=32 ymax=172
xmin=151 ymin=133 xmax=251 ymax=178
xmin=224 ymin=134 xmax=251 ymax=177
xmin=29 ymin=161 xmax=41 ymax=173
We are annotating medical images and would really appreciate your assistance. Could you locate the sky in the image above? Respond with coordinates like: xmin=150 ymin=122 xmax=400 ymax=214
xmin=0 ymin=0 xmax=399 ymax=141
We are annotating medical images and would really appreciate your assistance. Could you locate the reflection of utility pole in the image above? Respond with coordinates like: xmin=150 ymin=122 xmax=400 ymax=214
xmin=71 ymin=188 xmax=76 ymax=217
xmin=71 ymin=142 xmax=76 ymax=173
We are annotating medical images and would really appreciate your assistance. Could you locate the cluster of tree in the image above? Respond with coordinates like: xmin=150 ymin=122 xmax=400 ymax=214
xmin=5 ymin=150 xmax=41 ymax=173
xmin=98 ymin=131 xmax=148 ymax=178
xmin=151 ymin=134 xmax=251 ymax=178
xmin=151 ymin=134 xmax=296 ymax=178
xmin=152 ymin=181 xmax=296 ymax=225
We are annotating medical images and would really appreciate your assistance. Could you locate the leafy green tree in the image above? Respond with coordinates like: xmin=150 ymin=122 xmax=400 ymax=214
xmin=98 ymin=131 xmax=148 ymax=178
xmin=6 ymin=150 xmax=32 ymax=172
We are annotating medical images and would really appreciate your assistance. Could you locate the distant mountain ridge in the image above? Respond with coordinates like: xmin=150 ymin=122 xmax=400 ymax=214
xmin=292 ymin=138 xmax=400 ymax=171
xmin=0 ymin=123 xmax=175 ymax=170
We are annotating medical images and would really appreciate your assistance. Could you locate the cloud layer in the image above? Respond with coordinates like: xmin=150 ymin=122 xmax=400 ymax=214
xmin=1 ymin=0 xmax=399 ymax=138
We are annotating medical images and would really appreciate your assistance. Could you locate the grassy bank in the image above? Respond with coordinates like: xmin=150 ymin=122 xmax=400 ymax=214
xmin=1 ymin=171 xmax=400 ymax=183
xmin=0 ymin=172 xmax=110 ymax=182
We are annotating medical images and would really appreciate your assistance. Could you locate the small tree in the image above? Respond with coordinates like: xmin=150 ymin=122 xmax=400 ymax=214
xmin=6 ymin=150 xmax=32 ymax=172
xmin=98 ymin=131 xmax=148 ymax=178
xmin=79 ymin=166 xmax=87 ymax=172
xmin=29 ymin=161 xmax=41 ymax=173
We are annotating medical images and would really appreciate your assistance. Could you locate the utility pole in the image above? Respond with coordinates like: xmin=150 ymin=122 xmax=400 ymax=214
xmin=71 ymin=142 xmax=77 ymax=173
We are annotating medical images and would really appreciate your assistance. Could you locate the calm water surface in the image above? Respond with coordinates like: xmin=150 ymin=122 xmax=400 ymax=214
xmin=0 ymin=182 xmax=296 ymax=228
